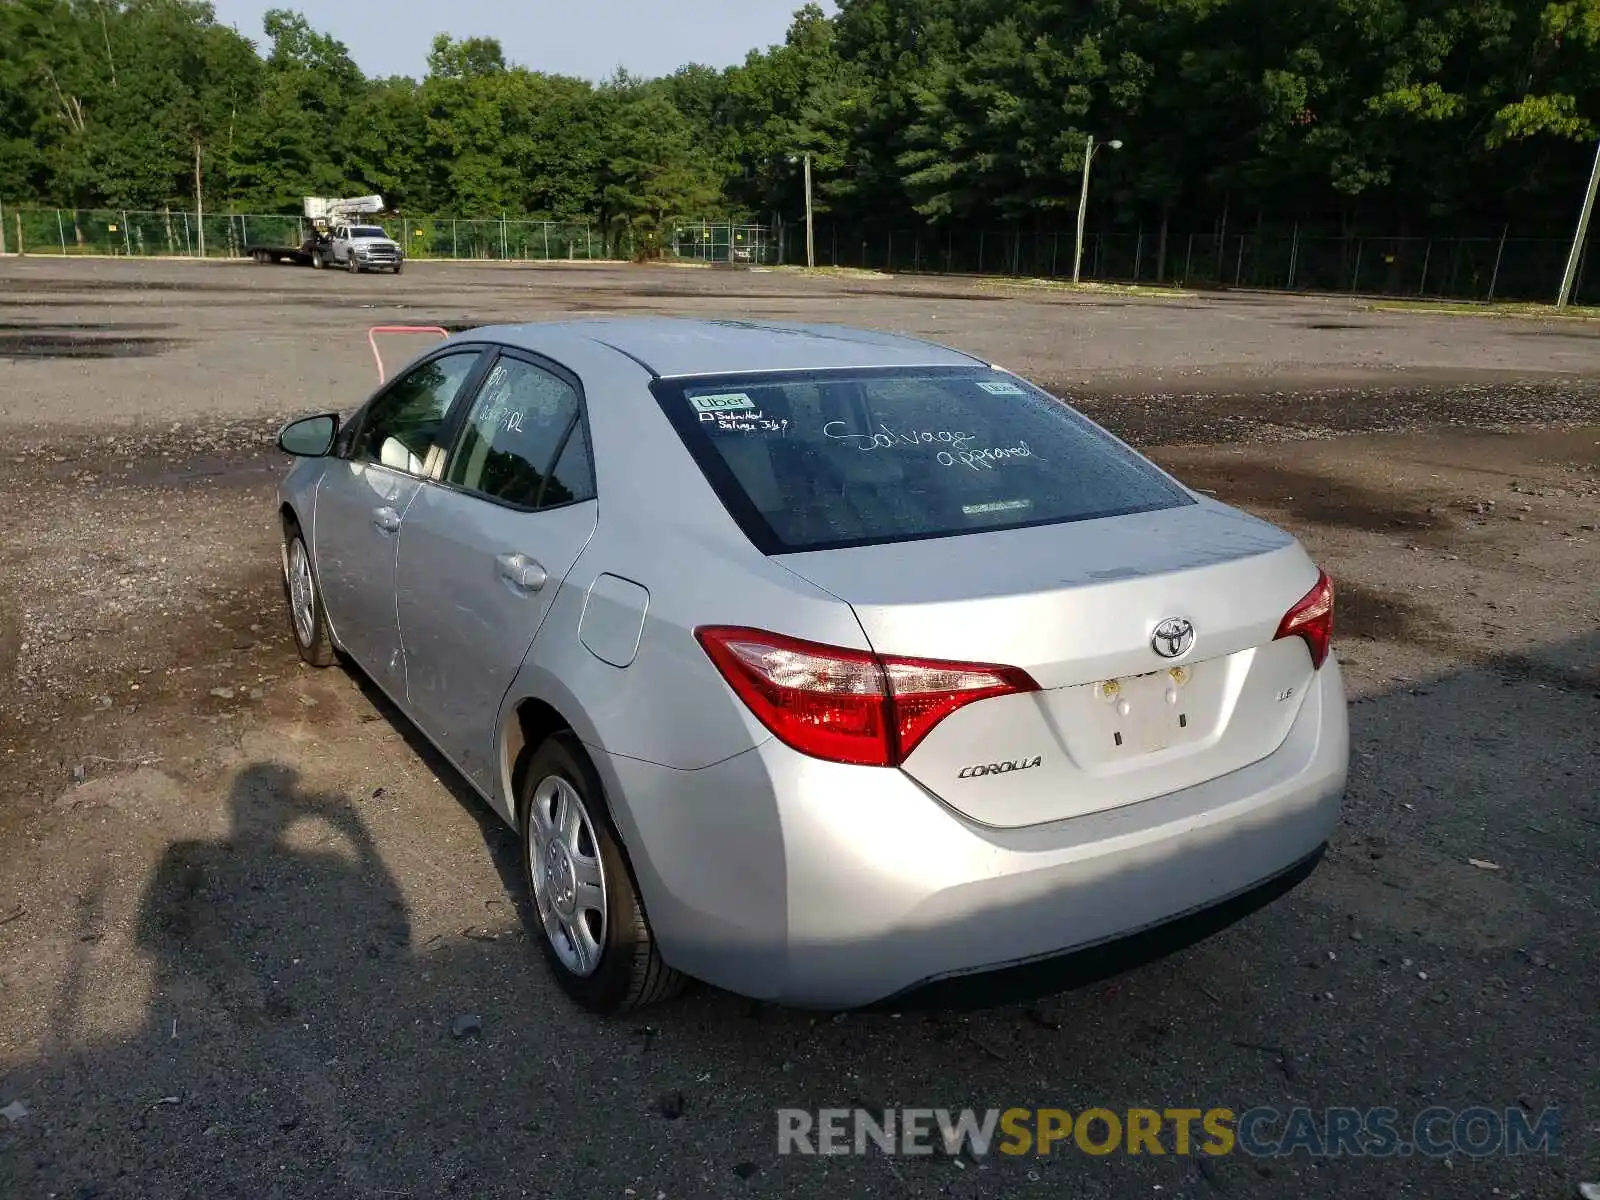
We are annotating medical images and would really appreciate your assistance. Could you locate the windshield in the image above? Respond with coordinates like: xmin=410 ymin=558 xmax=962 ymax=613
xmin=349 ymin=226 xmax=387 ymax=238
xmin=652 ymin=367 xmax=1194 ymax=553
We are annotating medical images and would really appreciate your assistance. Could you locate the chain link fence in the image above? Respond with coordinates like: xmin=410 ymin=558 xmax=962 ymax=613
xmin=5 ymin=204 xmax=1592 ymax=303
xmin=0 ymin=206 xmax=625 ymax=262
xmin=783 ymin=221 xmax=1599 ymax=305
xmin=668 ymin=221 xmax=776 ymax=264
xmin=0 ymin=206 xmax=787 ymax=266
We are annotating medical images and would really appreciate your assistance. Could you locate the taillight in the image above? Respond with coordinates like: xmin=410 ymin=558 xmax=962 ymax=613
xmin=1275 ymin=570 xmax=1334 ymax=669
xmin=694 ymin=627 xmax=1038 ymax=767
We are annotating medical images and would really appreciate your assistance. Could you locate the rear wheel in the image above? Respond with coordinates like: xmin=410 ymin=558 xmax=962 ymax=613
xmin=518 ymin=733 xmax=686 ymax=1014
xmin=283 ymin=526 xmax=335 ymax=667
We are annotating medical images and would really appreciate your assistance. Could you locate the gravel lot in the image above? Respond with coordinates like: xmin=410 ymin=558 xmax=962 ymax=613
xmin=0 ymin=258 xmax=1596 ymax=1199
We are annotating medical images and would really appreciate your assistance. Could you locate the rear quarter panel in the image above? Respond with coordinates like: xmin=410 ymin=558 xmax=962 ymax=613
xmin=487 ymin=333 xmax=868 ymax=806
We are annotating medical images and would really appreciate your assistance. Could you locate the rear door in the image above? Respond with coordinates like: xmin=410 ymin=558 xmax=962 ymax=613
xmin=395 ymin=350 xmax=598 ymax=790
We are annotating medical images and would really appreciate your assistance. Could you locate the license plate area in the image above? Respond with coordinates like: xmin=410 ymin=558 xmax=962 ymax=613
xmin=1080 ymin=664 xmax=1207 ymax=756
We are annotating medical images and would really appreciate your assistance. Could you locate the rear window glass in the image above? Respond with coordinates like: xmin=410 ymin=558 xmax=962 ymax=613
xmin=652 ymin=367 xmax=1194 ymax=553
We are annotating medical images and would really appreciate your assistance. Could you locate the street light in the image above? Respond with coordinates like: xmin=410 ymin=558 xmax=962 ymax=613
xmin=787 ymin=152 xmax=816 ymax=268
xmin=1073 ymin=135 xmax=1123 ymax=284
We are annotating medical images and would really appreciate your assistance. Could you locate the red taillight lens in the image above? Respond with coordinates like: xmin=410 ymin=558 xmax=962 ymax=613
xmin=882 ymin=656 xmax=1040 ymax=759
xmin=1274 ymin=569 xmax=1334 ymax=669
xmin=695 ymin=627 xmax=1039 ymax=767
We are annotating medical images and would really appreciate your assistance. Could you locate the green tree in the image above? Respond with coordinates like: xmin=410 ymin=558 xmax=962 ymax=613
xmin=597 ymin=85 xmax=722 ymax=251
xmin=230 ymin=9 xmax=365 ymax=208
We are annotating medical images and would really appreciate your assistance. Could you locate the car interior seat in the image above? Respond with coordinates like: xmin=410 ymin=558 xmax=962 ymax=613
xmin=379 ymin=435 xmax=425 ymax=475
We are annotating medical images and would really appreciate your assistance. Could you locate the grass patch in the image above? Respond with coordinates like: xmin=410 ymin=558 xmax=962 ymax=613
xmin=1363 ymin=298 xmax=1600 ymax=321
xmin=979 ymin=276 xmax=1196 ymax=299
xmin=767 ymin=264 xmax=894 ymax=280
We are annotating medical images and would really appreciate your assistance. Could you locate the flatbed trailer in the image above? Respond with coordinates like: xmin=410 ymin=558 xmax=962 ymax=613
xmin=247 ymin=233 xmax=334 ymax=268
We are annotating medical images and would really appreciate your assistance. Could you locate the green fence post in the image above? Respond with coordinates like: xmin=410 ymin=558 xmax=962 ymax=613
xmin=57 ymin=209 xmax=67 ymax=254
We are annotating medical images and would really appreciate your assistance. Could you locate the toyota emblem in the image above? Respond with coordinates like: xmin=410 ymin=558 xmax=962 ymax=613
xmin=1151 ymin=617 xmax=1195 ymax=659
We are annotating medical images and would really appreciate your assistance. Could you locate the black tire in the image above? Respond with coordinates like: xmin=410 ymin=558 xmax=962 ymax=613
xmin=282 ymin=525 xmax=336 ymax=668
xmin=517 ymin=733 xmax=686 ymax=1014
xmin=347 ymin=252 xmax=360 ymax=274
xmin=392 ymin=262 xmax=403 ymax=275
xmin=310 ymin=249 xmax=324 ymax=270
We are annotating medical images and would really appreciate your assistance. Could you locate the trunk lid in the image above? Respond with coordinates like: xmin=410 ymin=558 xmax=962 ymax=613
xmin=777 ymin=500 xmax=1324 ymax=827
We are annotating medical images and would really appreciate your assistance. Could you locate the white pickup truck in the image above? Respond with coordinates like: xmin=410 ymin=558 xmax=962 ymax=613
xmin=328 ymin=224 xmax=405 ymax=273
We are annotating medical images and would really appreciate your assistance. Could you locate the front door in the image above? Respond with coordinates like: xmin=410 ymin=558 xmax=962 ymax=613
xmin=312 ymin=347 xmax=486 ymax=687
xmin=396 ymin=352 xmax=598 ymax=789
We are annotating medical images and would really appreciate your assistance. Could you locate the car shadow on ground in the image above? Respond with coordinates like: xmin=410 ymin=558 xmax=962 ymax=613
xmin=1 ymin=639 xmax=1595 ymax=1199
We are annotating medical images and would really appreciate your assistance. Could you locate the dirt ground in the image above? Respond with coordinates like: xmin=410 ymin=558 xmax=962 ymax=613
xmin=0 ymin=258 xmax=1596 ymax=1199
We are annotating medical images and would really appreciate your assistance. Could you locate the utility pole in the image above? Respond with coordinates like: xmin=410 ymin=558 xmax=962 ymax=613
xmin=1557 ymin=136 xmax=1600 ymax=308
xmin=800 ymin=152 xmax=812 ymax=270
xmin=1073 ymin=136 xmax=1095 ymax=284
xmin=1072 ymin=135 xmax=1122 ymax=284
xmin=194 ymin=140 xmax=205 ymax=259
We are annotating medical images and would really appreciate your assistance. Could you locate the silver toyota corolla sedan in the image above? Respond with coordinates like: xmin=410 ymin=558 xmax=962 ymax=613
xmin=273 ymin=317 xmax=1347 ymax=1014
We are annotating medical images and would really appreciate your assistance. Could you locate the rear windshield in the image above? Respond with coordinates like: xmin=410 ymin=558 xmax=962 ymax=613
xmin=652 ymin=367 xmax=1194 ymax=553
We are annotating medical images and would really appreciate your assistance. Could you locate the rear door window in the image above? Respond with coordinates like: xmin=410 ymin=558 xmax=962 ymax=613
xmin=652 ymin=367 xmax=1193 ymax=553
xmin=443 ymin=354 xmax=593 ymax=510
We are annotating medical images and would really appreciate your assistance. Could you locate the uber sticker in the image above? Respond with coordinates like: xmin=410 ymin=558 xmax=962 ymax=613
xmin=976 ymin=379 xmax=1026 ymax=395
xmin=690 ymin=392 xmax=756 ymax=413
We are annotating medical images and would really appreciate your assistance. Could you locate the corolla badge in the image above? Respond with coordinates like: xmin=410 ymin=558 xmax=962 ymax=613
xmin=958 ymin=756 xmax=1043 ymax=780
xmin=1151 ymin=617 xmax=1195 ymax=659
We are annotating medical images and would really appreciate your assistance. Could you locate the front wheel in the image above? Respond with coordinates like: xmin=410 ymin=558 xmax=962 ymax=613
xmin=283 ymin=529 xmax=335 ymax=667
xmin=392 ymin=262 xmax=403 ymax=275
xmin=347 ymin=252 xmax=359 ymax=274
xmin=518 ymin=733 xmax=686 ymax=1014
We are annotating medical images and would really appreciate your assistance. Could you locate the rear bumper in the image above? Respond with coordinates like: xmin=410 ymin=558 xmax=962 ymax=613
xmin=600 ymin=658 xmax=1348 ymax=1009
xmin=872 ymin=842 xmax=1326 ymax=1011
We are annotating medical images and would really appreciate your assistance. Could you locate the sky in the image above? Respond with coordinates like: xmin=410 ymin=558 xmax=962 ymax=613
xmin=208 ymin=0 xmax=832 ymax=83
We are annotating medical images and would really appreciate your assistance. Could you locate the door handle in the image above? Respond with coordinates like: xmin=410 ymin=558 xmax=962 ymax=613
xmin=371 ymin=506 xmax=402 ymax=533
xmin=496 ymin=553 xmax=548 ymax=593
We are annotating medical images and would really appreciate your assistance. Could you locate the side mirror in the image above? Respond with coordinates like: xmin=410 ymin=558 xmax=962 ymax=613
xmin=277 ymin=413 xmax=339 ymax=457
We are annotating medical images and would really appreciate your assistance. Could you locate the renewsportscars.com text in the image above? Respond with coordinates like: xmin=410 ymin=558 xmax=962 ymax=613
xmin=777 ymin=1106 xmax=1561 ymax=1159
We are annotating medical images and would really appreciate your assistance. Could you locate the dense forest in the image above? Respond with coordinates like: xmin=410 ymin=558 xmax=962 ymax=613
xmin=2 ymin=0 xmax=1598 ymax=244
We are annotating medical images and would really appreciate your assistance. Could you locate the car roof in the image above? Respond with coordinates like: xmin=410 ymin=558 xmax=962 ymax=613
xmin=467 ymin=317 xmax=988 ymax=379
